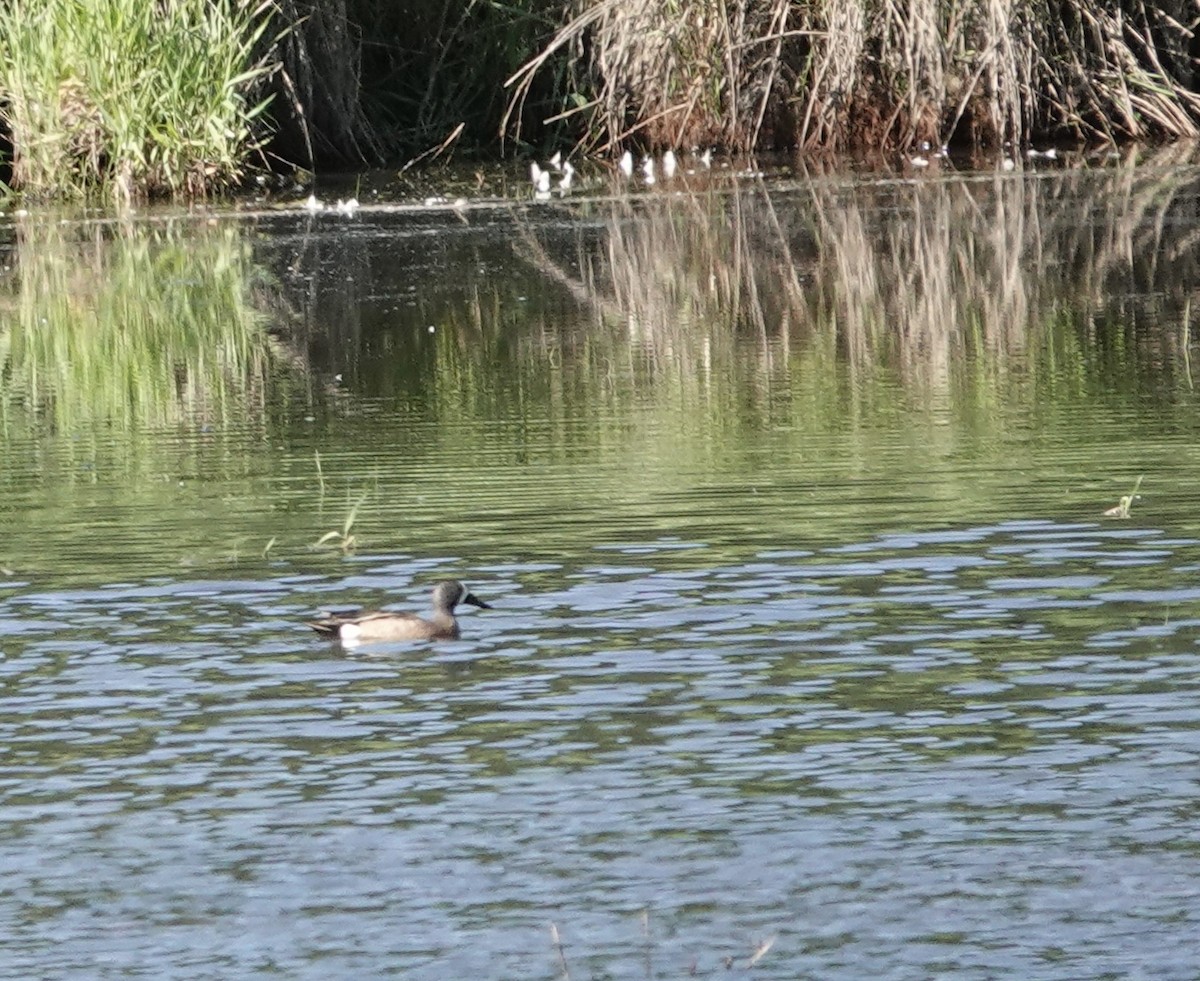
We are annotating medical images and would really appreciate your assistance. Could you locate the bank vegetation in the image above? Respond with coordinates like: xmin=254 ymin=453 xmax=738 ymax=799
xmin=1 ymin=0 xmax=1199 ymax=198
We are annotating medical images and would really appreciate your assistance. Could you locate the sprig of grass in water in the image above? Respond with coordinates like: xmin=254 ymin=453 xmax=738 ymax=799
xmin=311 ymin=453 xmax=375 ymax=554
xmin=550 ymin=923 xmax=569 ymax=980
xmin=313 ymin=496 xmax=364 ymax=553
xmin=1104 ymin=475 xmax=1144 ymax=518
xmin=314 ymin=450 xmax=326 ymax=496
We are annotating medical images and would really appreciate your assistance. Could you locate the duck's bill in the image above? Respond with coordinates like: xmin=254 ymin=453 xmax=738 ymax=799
xmin=464 ymin=593 xmax=492 ymax=609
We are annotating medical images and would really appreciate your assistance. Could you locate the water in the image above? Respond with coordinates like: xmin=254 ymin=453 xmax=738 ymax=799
xmin=4 ymin=158 xmax=1200 ymax=978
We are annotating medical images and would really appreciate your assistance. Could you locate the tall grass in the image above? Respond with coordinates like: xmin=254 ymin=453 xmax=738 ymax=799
xmin=506 ymin=0 xmax=1200 ymax=152
xmin=0 ymin=0 xmax=279 ymax=199
xmin=5 ymin=0 xmax=1196 ymax=184
xmin=505 ymin=0 xmax=779 ymax=152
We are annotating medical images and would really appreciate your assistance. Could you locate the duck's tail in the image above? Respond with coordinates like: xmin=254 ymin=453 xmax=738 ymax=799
xmin=306 ymin=618 xmax=342 ymax=637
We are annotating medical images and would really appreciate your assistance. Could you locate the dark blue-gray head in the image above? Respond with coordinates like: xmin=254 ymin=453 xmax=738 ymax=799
xmin=431 ymin=580 xmax=491 ymax=614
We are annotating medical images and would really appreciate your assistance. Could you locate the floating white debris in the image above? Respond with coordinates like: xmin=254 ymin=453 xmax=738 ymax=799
xmin=303 ymin=193 xmax=323 ymax=212
xmin=531 ymin=161 xmax=551 ymax=193
xmin=427 ymin=325 xmax=435 ymax=333
xmin=619 ymin=150 xmax=634 ymax=177
xmin=699 ymin=148 xmax=712 ymax=168
xmin=909 ymin=156 xmax=929 ymax=168
xmin=642 ymin=156 xmax=655 ymax=184
xmin=335 ymin=197 xmax=359 ymax=216
xmin=1001 ymin=157 xmax=1015 ymax=171
xmin=662 ymin=149 xmax=677 ymax=178
xmin=549 ymin=151 xmax=562 ymax=170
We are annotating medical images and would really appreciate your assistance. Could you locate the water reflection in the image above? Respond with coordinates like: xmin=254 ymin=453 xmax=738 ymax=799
xmin=3 ymin=162 xmax=1200 ymax=582
xmin=0 ymin=218 xmax=291 ymax=433
xmin=282 ymin=151 xmax=1200 ymax=407
xmin=4 ymin=158 xmax=1200 ymax=977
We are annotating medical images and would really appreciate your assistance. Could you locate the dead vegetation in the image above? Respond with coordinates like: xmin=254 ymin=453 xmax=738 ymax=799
xmin=503 ymin=0 xmax=1200 ymax=154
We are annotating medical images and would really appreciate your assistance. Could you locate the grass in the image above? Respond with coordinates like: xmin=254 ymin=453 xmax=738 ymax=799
xmin=7 ymin=0 xmax=1200 ymax=194
xmin=0 ymin=0 xmax=280 ymax=199
xmin=1104 ymin=475 xmax=1145 ymax=519
xmin=505 ymin=0 xmax=768 ymax=153
xmin=313 ymin=497 xmax=364 ymax=554
xmin=505 ymin=0 xmax=1200 ymax=153
xmin=310 ymin=453 xmax=372 ymax=554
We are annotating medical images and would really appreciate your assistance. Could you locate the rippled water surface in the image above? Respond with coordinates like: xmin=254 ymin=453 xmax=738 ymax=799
xmin=4 ymin=160 xmax=1200 ymax=978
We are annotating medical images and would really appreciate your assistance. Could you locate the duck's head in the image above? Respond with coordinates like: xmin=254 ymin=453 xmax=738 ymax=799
xmin=433 ymin=580 xmax=491 ymax=612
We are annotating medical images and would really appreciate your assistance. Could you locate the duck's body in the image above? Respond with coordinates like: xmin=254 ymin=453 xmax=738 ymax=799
xmin=306 ymin=580 xmax=491 ymax=643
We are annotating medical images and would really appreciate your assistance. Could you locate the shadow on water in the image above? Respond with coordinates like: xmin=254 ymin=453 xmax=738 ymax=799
xmin=3 ymin=152 xmax=1200 ymax=978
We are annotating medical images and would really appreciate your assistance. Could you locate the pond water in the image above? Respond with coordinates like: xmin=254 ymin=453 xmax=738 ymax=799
xmin=4 ymin=152 xmax=1200 ymax=978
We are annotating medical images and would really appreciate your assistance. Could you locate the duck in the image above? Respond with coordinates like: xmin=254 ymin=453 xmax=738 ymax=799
xmin=306 ymin=580 xmax=492 ymax=643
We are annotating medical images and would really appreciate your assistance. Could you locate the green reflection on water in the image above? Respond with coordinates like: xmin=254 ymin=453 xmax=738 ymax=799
xmin=0 ymin=217 xmax=319 ymax=579
xmin=0 ymin=218 xmax=284 ymax=432
xmin=2 ymin=162 xmax=1200 ymax=584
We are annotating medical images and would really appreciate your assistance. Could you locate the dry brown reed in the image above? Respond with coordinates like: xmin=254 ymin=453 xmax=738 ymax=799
xmin=506 ymin=0 xmax=1200 ymax=153
xmin=505 ymin=0 xmax=808 ymax=153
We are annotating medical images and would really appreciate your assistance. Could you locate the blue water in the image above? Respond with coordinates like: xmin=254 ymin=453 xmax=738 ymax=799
xmin=4 ymin=519 xmax=1200 ymax=979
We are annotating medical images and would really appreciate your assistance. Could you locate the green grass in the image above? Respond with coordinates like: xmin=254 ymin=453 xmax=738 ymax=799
xmin=0 ymin=0 xmax=279 ymax=199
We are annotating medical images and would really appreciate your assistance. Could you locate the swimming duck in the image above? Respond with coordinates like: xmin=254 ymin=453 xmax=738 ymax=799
xmin=306 ymin=580 xmax=492 ymax=642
